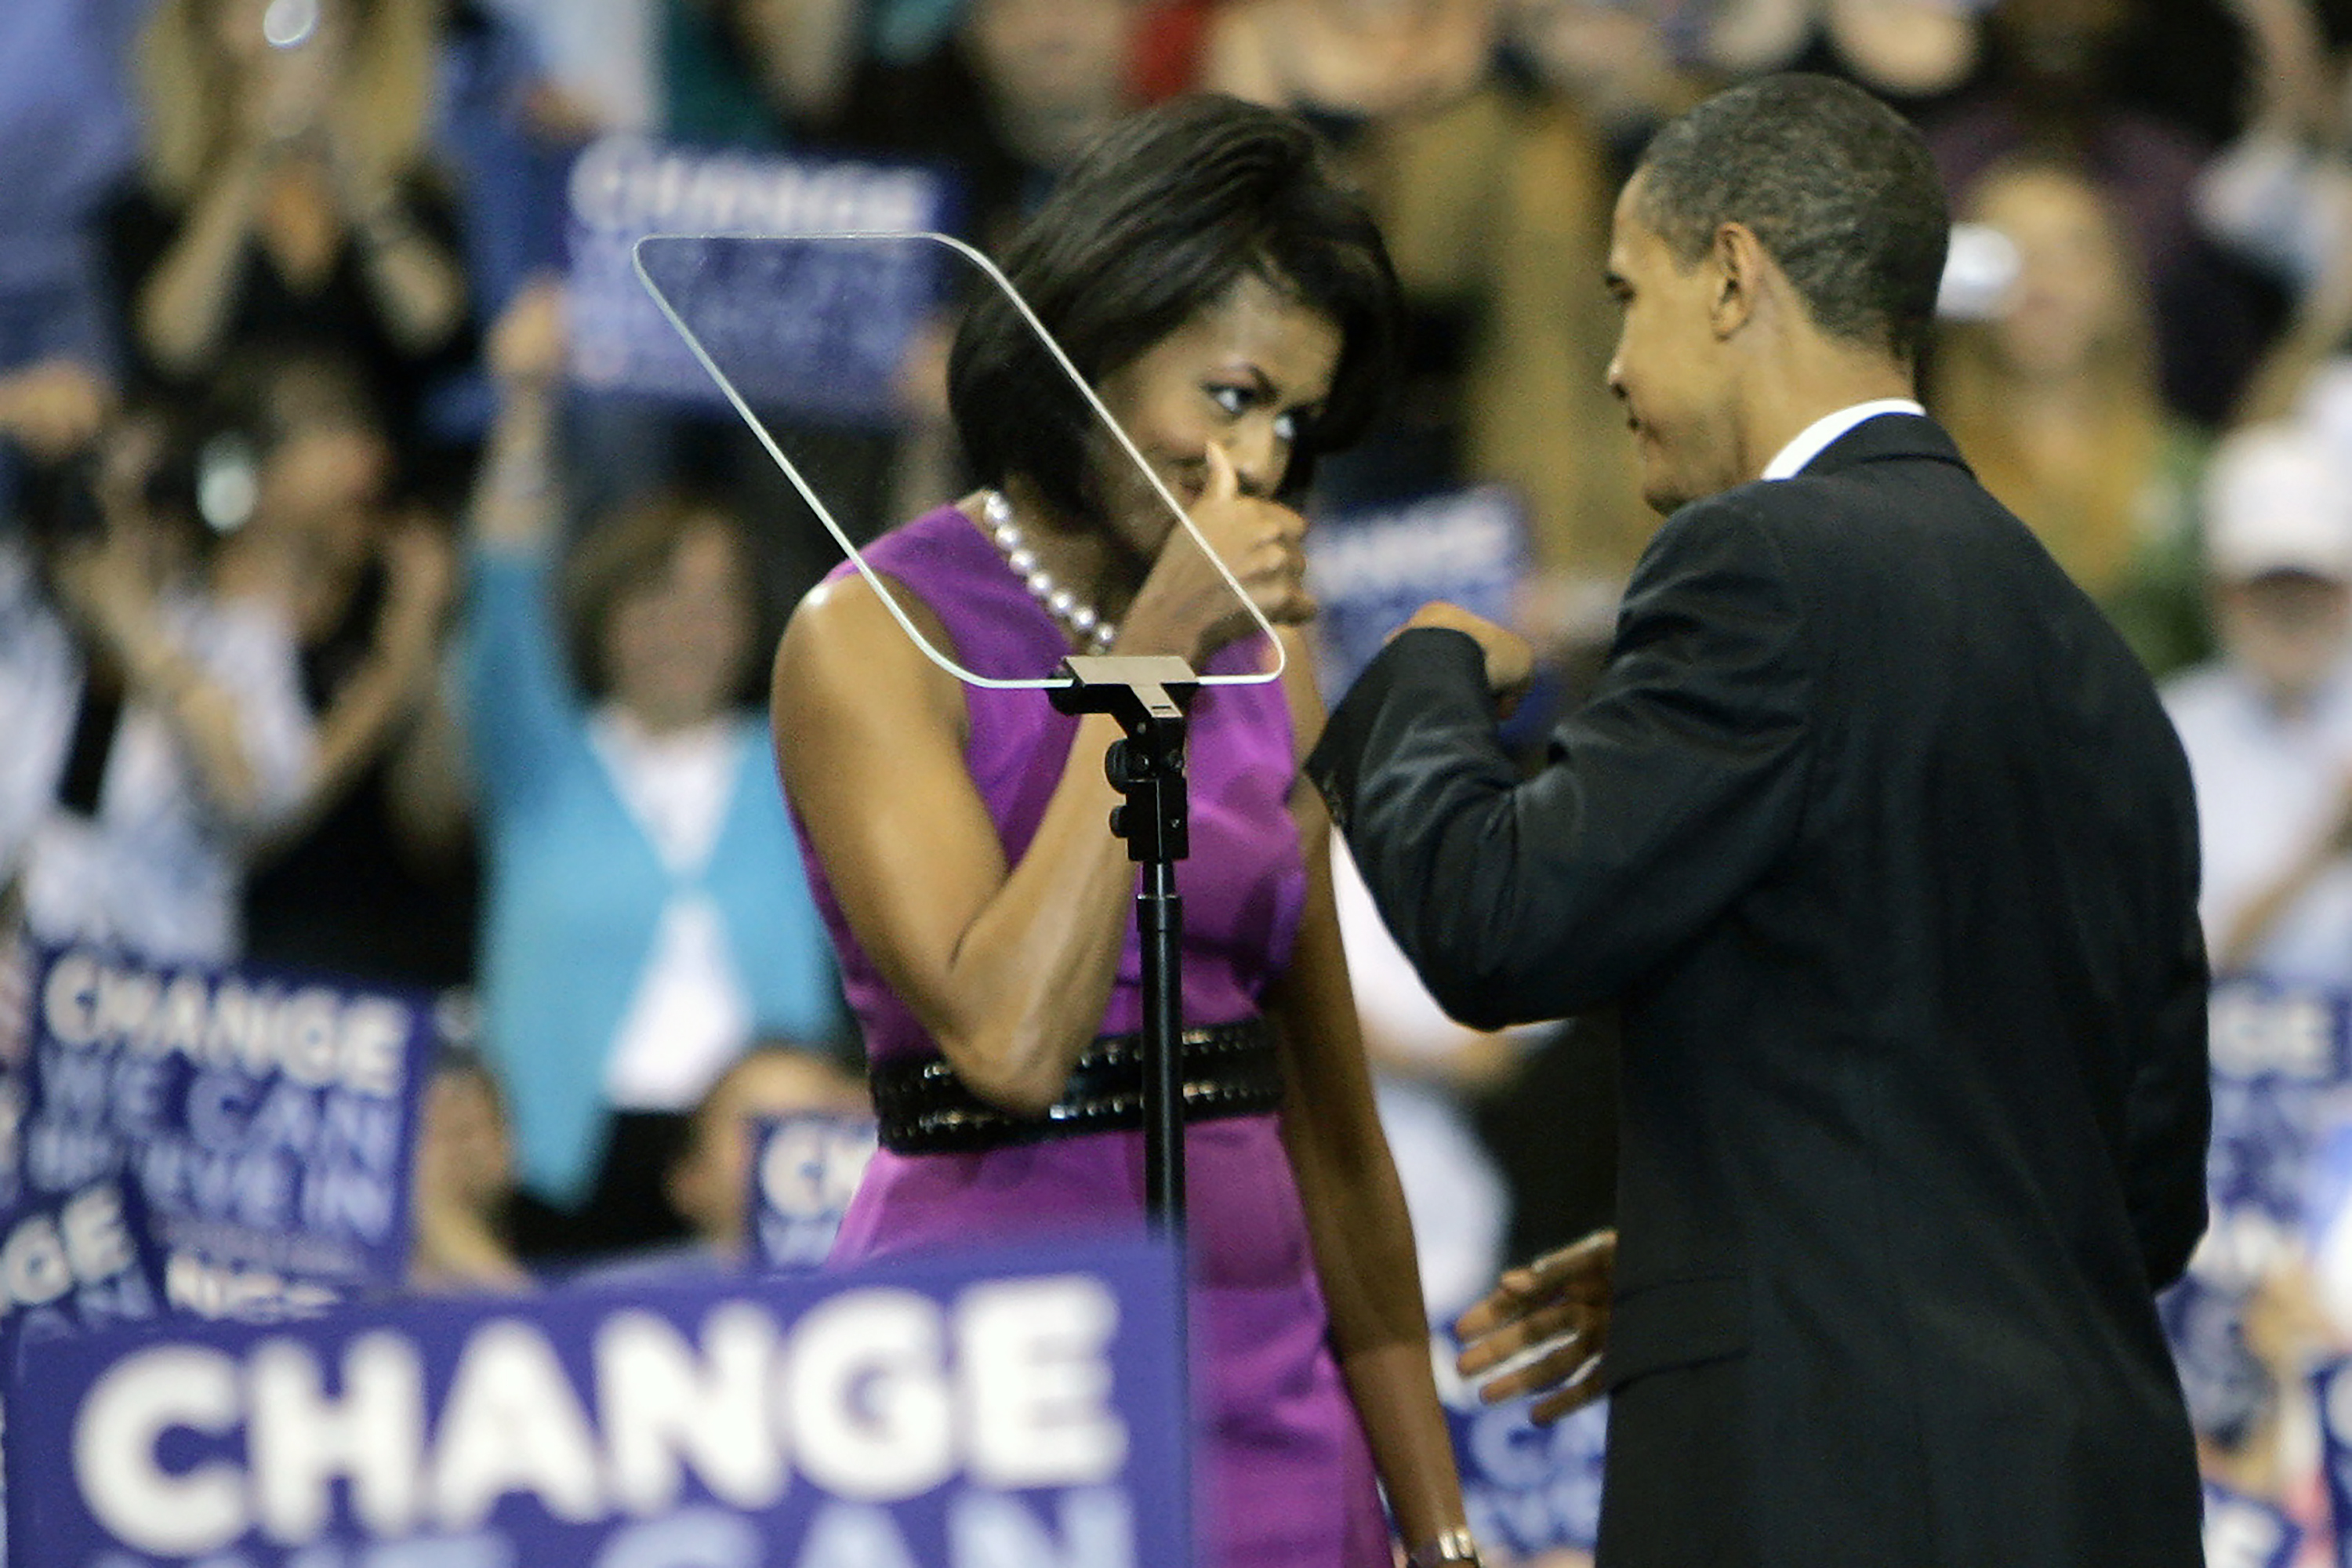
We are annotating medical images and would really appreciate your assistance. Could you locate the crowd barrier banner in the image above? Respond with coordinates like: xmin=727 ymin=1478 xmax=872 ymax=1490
xmin=745 ymin=1113 xmax=875 ymax=1273
xmin=1302 ymin=486 xmax=1529 ymax=699
xmin=566 ymin=136 xmax=953 ymax=420
xmin=5 ymin=1238 xmax=1189 ymax=1568
xmin=13 ymin=945 xmax=435 ymax=1319
xmin=1428 ymin=1323 xmax=1606 ymax=1559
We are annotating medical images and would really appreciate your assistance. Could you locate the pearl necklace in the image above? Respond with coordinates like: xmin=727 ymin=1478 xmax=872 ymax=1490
xmin=982 ymin=489 xmax=1118 ymax=655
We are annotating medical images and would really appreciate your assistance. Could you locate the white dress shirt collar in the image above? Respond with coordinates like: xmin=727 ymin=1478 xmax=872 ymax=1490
xmin=1761 ymin=398 xmax=1927 ymax=481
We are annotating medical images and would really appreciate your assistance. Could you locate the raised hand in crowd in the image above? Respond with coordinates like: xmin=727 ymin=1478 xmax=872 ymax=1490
xmin=51 ymin=434 xmax=270 ymax=823
xmin=130 ymin=0 xmax=465 ymax=379
xmin=0 ymin=360 xmax=114 ymax=466
xmin=276 ymin=508 xmax=457 ymax=851
xmin=470 ymin=275 xmax=568 ymax=554
xmin=1454 ymin=1228 xmax=1617 ymax=1425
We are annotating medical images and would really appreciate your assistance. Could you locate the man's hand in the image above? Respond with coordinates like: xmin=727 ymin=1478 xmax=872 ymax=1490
xmin=1454 ymin=1229 xmax=1616 ymax=1425
xmin=1399 ymin=601 xmax=1534 ymax=714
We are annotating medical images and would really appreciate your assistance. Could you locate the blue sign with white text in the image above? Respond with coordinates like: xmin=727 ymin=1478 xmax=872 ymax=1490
xmin=16 ymin=946 xmax=435 ymax=1317
xmin=4 ymin=1240 xmax=1190 ymax=1568
xmin=568 ymin=136 xmax=954 ymax=422
xmin=745 ymin=1112 xmax=875 ymax=1272
xmin=1305 ymin=486 xmax=1530 ymax=699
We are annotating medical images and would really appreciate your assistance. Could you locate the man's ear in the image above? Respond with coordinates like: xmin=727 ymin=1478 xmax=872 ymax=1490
xmin=1708 ymin=222 xmax=1768 ymax=340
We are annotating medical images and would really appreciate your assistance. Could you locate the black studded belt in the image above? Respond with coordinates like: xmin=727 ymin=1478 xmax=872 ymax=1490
xmin=869 ymin=1018 xmax=1283 ymax=1154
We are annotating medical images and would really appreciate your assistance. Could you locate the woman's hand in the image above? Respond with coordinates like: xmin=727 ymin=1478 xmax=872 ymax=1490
xmin=1122 ymin=443 xmax=1314 ymax=663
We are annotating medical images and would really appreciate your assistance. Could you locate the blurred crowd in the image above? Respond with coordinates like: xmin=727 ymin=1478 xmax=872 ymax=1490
xmin=13 ymin=0 xmax=2352 ymax=1554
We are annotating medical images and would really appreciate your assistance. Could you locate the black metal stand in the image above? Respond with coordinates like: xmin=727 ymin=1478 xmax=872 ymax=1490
xmin=1051 ymin=654 xmax=1199 ymax=1236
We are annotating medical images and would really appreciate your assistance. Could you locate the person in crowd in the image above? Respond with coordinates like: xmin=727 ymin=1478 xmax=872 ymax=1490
xmin=652 ymin=1040 xmax=870 ymax=1271
xmin=111 ymin=0 xmax=471 ymax=466
xmin=1675 ymin=0 xmax=1987 ymax=111
xmin=813 ymin=0 xmax=1145 ymax=258
xmin=408 ymin=1040 xmax=567 ymax=1290
xmin=1927 ymin=158 xmax=2209 ymax=673
xmin=2158 ymin=420 xmax=2352 ymax=1559
xmin=0 ymin=408 xmax=315 ymax=963
xmin=1200 ymin=0 xmax=1653 ymax=661
xmin=463 ymin=279 xmax=840 ymax=1258
xmin=182 ymin=346 xmax=471 ymax=991
xmin=1320 ymin=74 xmax=2208 ymax=1563
xmin=2165 ymin=423 xmax=2352 ymax=986
xmin=2192 ymin=0 xmax=2349 ymax=304
xmin=1923 ymin=0 xmax=2281 ymax=427
xmin=663 ymin=0 xmax=869 ymax=149
xmin=0 ymin=0 xmax=147 ymax=516
xmin=771 ymin=93 xmax=1475 ymax=1568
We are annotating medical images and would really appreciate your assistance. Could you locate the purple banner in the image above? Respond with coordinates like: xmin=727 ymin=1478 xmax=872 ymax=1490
xmin=5 ymin=1240 xmax=1190 ymax=1568
xmin=744 ymin=1112 xmax=874 ymax=1273
xmin=16 ymin=946 xmax=435 ymax=1315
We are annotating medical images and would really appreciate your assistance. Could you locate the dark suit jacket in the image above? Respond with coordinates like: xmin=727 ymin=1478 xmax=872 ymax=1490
xmin=1307 ymin=415 xmax=2210 ymax=1566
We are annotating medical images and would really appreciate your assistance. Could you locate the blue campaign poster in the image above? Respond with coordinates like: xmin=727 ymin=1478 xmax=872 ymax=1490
xmin=15 ymin=945 xmax=437 ymax=1317
xmin=2203 ymin=1479 xmax=2303 ymax=1568
xmin=5 ymin=1239 xmax=1191 ymax=1568
xmin=744 ymin=1112 xmax=876 ymax=1273
xmin=566 ymin=136 xmax=955 ymax=423
xmin=1304 ymin=486 xmax=1530 ymax=699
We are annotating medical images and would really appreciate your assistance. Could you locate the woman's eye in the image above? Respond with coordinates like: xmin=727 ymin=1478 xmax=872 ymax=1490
xmin=1208 ymin=385 xmax=1250 ymax=417
xmin=1272 ymin=411 xmax=1300 ymax=445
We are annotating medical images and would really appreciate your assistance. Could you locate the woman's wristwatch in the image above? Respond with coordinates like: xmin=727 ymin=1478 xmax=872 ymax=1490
xmin=1406 ymin=1528 xmax=1483 ymax=1567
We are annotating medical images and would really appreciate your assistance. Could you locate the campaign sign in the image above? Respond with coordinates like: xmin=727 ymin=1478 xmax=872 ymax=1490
xmin=1303 ymin=486 xmax=1529 ymax=697
xmin=746 ymin=1113 xmax=876 ymax=1273
xmin=5 ymin=1240 xmax=1190 ymax=1568
xmin=16 ymin=946 xmax=435 ymax=1317
xmin=2198 ymin=981 xmax=2352 ymax=1273
xmin=0 ymin=1181 xmax=171 ymax=1568
xmin=1430 ymin=1324 xmax=1606 ymax=1558
xmin=567 ymin=136 xmax=953 ymax=421
xmin=0 ymin=1179 xmax=166 ymax=1352
xmin=2203 ymin=1481 xmax=2302 ymax=1568
xmin=2317 ymin=1356 xmax=2352 ymax=1568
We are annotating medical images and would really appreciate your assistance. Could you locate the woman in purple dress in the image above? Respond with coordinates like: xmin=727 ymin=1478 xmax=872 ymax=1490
xmin=771 ymin=96 xmax=1478 ymax=1568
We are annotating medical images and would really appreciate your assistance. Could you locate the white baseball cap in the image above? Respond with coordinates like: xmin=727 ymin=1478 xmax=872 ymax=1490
xmin=2204 ymin=422 xmax=2352 ymax=583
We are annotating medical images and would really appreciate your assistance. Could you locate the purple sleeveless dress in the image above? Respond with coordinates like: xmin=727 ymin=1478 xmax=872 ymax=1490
xmin=789 ymin=505 xmax=1388 ymax=1568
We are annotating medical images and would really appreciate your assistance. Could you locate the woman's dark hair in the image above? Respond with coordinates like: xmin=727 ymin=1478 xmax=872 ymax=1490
xmin=561 ymin=488 xmax=773 ymax=704
xmin=946 ymin=93 xmax=1400 ymax=520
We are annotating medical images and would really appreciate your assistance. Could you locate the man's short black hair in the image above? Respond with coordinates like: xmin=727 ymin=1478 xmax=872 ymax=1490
xmin=1633 ymin=73 xmax=1949 ymax=363
xmin=947 ymin=93 xmax=1399 ymax=519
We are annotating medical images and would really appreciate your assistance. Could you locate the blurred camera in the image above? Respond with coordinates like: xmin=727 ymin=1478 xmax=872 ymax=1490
xmin=1936 ymin=222 xmax=2020 ymax=322
xmin=11 ymin=445 xmax=107 ymax=553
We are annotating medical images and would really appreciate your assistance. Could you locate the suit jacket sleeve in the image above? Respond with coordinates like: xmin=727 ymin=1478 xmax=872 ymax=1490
xmin=2129 ymin=852 xmax=2212 ymax=1290
xmin=1307 ymin=500 xmax=1814 ymax=1029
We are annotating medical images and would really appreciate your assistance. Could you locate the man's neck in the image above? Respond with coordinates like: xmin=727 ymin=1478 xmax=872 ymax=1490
xmin=1744 ymin=366 xmax=1920 ymax=481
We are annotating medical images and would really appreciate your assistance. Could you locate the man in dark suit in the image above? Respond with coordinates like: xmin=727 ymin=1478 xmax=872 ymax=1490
xmin=1305 ymin=74 xmax=2210 ymax=1566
